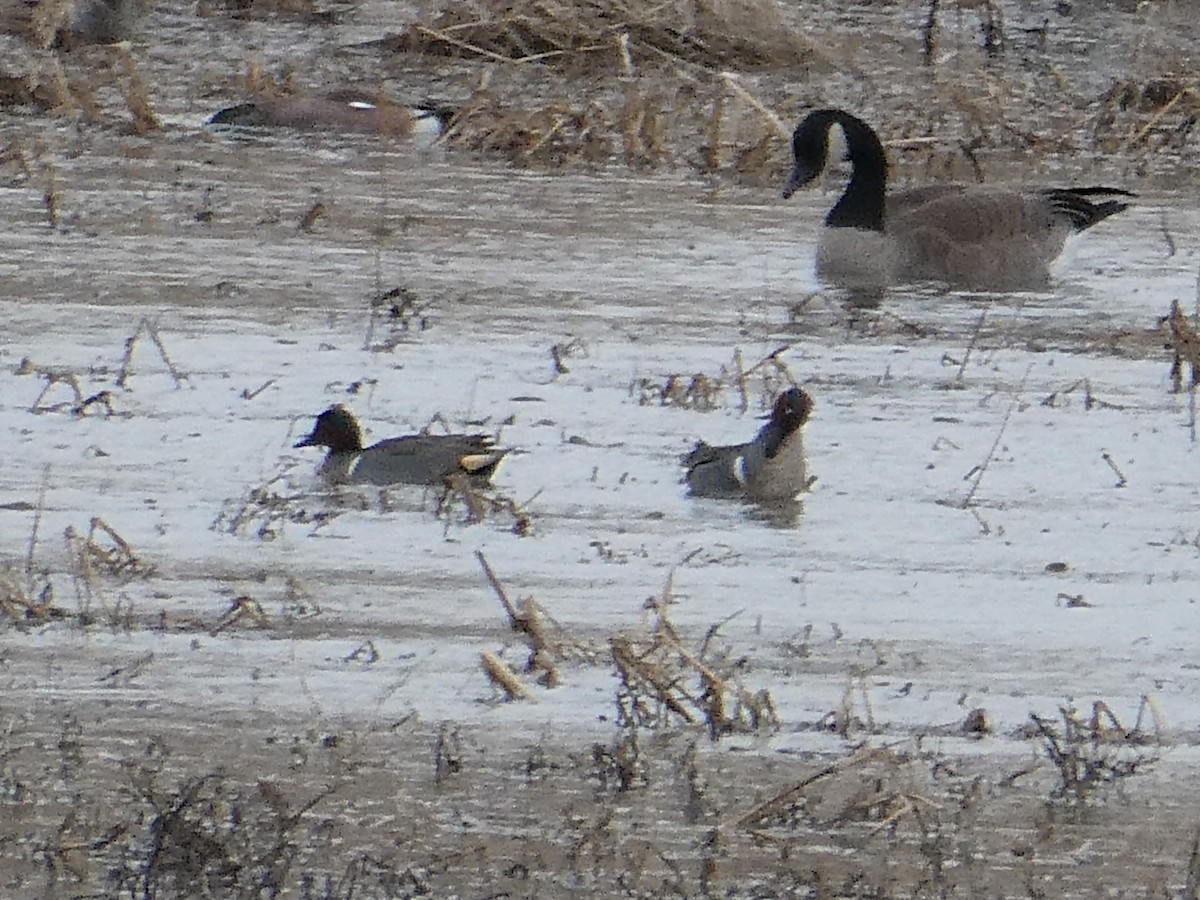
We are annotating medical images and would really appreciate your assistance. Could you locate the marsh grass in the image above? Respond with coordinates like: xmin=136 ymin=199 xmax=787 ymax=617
xmin=632 ymin=345 xmax=800 ymax=412
xmin=612 ymin=572 xmax=779 ymax=739
xmin=0 ymin=618 xmax=1174 ymax=898
xmin=209 ymin=594 xmax=270 ymax=636
xmin=390 ymin=0 xmax=810 ymax=73
xmin=213 ymin=469 xmax=345 ymax=540
xmin=17 ymin=357 xmax=117 ymax=416
xmin=1 ymin=2 xmax=1194 ymax=895
xmin=1030 ymin=701 xmax=1160 ymax=806
xmin=0 ymin=564 xmax=61 ymax=624
xmin=62 ymin=516 xmax=153 ymax=629
xmin=2 ymin=505 xmax=155 ymax=631
xmin=1160 ymin=298 xmax=1200 ymax=393
xmin=116 ymin=318 xmax=187 ymax=390
xmin=738 ymin=744 xmax=936 ymax=840
xmin=363 ymin=285 xmax=431 ymax=353
xmin=433 ymin=475 xmax=534 ymax=533
xmin=115 ymin=46 xmax=158 ymax=134
xmin=477 ymin=550 xmax=594 ymax=691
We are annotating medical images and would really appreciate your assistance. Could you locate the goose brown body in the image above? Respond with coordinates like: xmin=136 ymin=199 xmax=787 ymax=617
xmin=783 ymin=109 xmax=1132 ymax=292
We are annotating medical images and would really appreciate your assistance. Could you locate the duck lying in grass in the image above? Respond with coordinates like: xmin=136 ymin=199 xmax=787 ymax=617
xmin=209 ymin=92 xmax=454 ymax=138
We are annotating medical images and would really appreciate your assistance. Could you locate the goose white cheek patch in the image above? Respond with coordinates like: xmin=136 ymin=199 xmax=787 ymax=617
xmin=827 ymin=122 xmax=850 ymax=164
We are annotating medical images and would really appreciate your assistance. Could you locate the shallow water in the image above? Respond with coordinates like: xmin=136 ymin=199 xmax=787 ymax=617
xmin=2 ymin=127 xmax=1194 ymax=729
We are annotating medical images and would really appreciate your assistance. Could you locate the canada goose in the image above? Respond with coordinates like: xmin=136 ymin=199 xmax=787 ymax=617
xmin=683 ymin=388 xmax=813 ymax=503
xmin=294 ymin=406 xmax=508 ymax=487
xmin=782 ymin=108 xmax=1133 ymax=292
xmin=208 ymin=92 xmax=454 ymax=138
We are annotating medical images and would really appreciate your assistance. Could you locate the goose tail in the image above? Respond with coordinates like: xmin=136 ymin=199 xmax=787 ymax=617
xmin=1044 ymin=187 xmax=1135 ymax=232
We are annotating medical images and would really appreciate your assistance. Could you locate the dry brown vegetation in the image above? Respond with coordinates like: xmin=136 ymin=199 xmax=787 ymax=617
xmin=632 ymin=346 xmax=799 ymax=412
xmin=1161 ymin=298 xmax=1200 ymax=393
xmin=3 ymin=465 xmax=1175 ymax=894
xmin=0 ymin=512 xmax=1181 ymax=896
xmin=5 ymin=0 xmax=1198 ymax=185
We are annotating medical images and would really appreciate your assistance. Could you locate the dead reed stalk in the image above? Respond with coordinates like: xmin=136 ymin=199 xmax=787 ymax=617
xmin=209 ymin=595 xmax=270 ymax=636
xmin=116 ymin=319 xmax=187 ymax=389
xmin=117 ymin=46 xmax=159 ymax=133
xmin=1160 ymin=298 xmax=1200 ymax=394
xmin=475 ymin=551 xmax=569 ymax=686
xmin=612 ymin=574 xmax=778 ymax=738
xmin=481 ymin=649 xmax=529 ymax=701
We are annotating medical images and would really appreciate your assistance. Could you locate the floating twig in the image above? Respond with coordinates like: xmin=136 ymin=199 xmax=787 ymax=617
xmin=1100 ymin=451 xmax=1127 ymax=488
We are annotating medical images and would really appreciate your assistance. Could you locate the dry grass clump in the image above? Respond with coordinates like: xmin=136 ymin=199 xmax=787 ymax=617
xmin=1029 ymin=701 xmax=1161 ymax=806
xmin=391 ymin=0 xmax=811 ymax=73
xmin=16 ymin=357 xmax=116 ymax=416
xmin=63 ymin=516 xmax=153 ymax=628
xmin=1095 ymin=76 xmax=1200 ymax=154
xmin=0 ymin=564 xmax=63 ymax=623
xmin=364 ymin=286 xmax=432 ymax=352
xmin=473 ymin=554 xmax=779 ymax=729
xmin=1159 ymin=298 xmax=1200 ymax=393
xmin=632 ymin=345 xmax=800 ymax=413
xmin=209 ymin=594 xmax=270 ymax=636
xmin=612 ymin=573 xmax=778 ymax=739
xmin=429 ymin=66 xmax=794 ymax=178
xmin=632 ymin=372 xmax=724 ymax=409
xmin=114 ymin=44 xmax=158 ymax=133
xmin=476 ymin=551 xmax=594 ymax=698
xmin=0 ymin=50 xmax=92 ymax=119
xmin=116 ymin=318 xmax=187 ymax=389
xmin=444 ymin=93 xmax=624 ymax=169
xmin=0 ymin=514 xmax=153 ymax=630
xmin=3 ymin=10 xmax=153 ymax=128
xmin=441 ymin=70 xmax=787 ymax=173
xmin=65 ymin=516 xmax=155 ymax=585
xmin=105 ymin=766 xmax=352 ymax=897
xmin=434 ymin=475 xmax=534 ymax=534
xmin=212 ymin=471 xmax=345 ymax=540
xmin=737 ymin=744 xmax=938 ymax=842
xmin=1 ymin=0 xmax=73 ymax=48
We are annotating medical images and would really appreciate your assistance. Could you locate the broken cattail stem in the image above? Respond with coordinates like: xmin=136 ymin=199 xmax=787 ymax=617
xmin=481 ymin=650 xmax=528 ymax=700
xmin=475 ymin=550 xmax=520 ymax=625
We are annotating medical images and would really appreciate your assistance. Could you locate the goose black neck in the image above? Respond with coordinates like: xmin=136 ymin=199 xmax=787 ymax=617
xmin=825 ymin=112 xmax=888 ymax=233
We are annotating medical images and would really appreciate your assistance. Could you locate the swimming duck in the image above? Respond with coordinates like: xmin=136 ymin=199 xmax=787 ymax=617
xmin=782 ymin=108 xmax=1133 ymax=292
xmin=294 ymin=405 xmax=508 ymax=487
xmin=208 ymin=92 xmax=454 ymax=137
xmin=683 ymin=388 xmax=813 ymax=503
